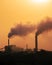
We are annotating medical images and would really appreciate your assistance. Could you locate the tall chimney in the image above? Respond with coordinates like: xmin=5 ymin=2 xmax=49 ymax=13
xmin=35 ymin=33 xmax=38 ymax=51
xmin=8 ymin=38 xmax=10 ymax=46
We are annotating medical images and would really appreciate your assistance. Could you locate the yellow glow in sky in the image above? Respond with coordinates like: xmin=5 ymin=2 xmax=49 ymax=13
xmin=0 ymin=0 xmax=52 ymax=51
xmin=32 ymin=0 xmax=48 ymax=3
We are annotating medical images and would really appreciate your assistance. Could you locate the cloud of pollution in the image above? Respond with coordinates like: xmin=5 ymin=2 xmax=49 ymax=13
xmin=36 ymin=18 xmax=52 ymax=36
xmin=8 ymin=24 xmax=35 ymax=38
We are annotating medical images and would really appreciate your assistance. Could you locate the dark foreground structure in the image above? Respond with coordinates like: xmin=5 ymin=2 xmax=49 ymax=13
xmin=0 ymin=50 xmax=52 ymax=65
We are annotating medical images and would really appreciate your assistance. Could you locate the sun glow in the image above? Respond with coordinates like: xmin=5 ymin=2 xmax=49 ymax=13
xmin=32 ymin=0 xmax=49 ymax=3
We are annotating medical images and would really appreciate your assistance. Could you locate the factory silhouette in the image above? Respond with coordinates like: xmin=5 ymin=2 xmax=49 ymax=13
xmin=0 ymin=17 xmax=52 ymax=65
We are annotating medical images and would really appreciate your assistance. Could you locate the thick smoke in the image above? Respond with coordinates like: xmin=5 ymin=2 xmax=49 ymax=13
xmin=8 ymin=24 xmax=35 ymax=38
xmin=36 ymin=18 xmax=52 ymax=35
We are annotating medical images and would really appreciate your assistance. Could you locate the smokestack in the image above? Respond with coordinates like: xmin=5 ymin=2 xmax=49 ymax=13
xmin=26 ymin=44 xmax=28 ymax=50
xmin=8 ymin=38 xmax=10 ymax=46
xmin=35 ymin=33 xmax=38 ymax=51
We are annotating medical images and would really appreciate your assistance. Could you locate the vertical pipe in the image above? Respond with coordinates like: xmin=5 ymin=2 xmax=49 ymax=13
xmin=26 ymin=44 xmax=28 ymax=50
xmin=8 ymin=38 xmax=10 ymax=46
xmin=35 ymin=34 xmax=38 ymax=51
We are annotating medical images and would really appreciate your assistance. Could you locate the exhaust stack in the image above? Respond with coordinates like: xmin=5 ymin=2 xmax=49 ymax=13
xmin=8 ymin=38 xmax=10 ymax=46
xmin=35 ymin=33 xmax=38 ymax=51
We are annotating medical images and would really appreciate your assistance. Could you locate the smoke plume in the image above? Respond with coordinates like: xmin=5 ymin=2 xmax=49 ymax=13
xmin=8 ymin=24 xmax=35 ymax=38
xmin=36 ymin=18 xmax=52 ymax=35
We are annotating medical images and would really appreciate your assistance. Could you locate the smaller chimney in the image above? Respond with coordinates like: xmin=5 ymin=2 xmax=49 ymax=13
xmin=35 ymin=33 xmax=38 ymax=51
xmin=8 ymin=38 xmax=10 ymax=46
xmin=26 ymin=44 xmax=28 ymax=50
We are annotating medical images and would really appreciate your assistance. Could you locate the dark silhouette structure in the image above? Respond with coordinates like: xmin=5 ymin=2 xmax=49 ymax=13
xmin=0 ymin=49 xmax=52 ymax=65
xmin=0 ymin=38 xmax=52 ymax=65
xmin=8 ymin=38 xmax=10 ymax=47
xmin=35 ymin=33 xmax=38 ymax=51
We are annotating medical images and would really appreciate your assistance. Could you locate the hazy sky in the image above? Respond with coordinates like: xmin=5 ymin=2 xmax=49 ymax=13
xmin=0 ymin=0 xmax=52 ymax=51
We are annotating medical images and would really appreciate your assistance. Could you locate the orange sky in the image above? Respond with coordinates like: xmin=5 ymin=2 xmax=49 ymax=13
xmin=0 ymin=0 xmax=52 ymax=51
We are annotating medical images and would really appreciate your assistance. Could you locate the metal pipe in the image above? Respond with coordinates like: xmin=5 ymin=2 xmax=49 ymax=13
xmin=8 ymin=38 xmax=10 ymax=46
xmin=35 ymin=34 xmax=38 ymax=51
